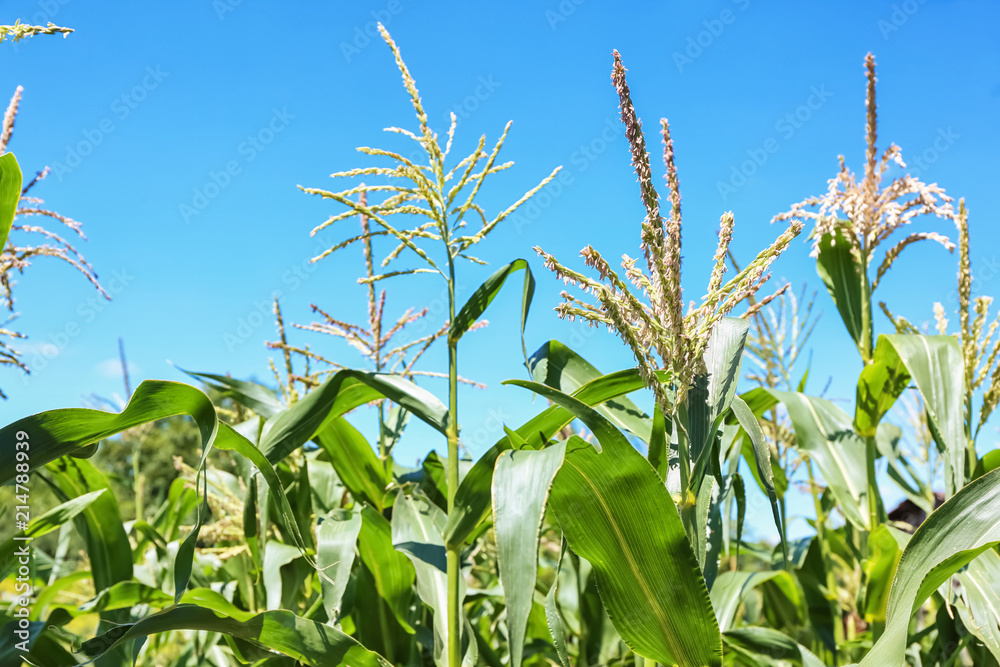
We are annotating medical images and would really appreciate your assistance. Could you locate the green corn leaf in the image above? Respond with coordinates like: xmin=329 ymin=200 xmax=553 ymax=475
xmin=867 ymin=334 xmax=965 ymax=495
xmin=314 ymin=416 xmax=390 ymax=510
xmin=175 ymin=367 xmax=285 ymax=417
xmin=492 ymin=441 xmax=566 ymax=667
xmin=45 ymin=458 xmax=133 ymax=596
xmin=954 ymin=549 xmax=1000 ymax=662
xmin=357 ymin=505 xmax=416 ymax=633
xmin=733 ymin=473 xmax=746 ymax=562
xmin=548 ymin=433 xmax=722 ymax=666
xmin=853 ymin=333 xmax=965 ymax=499
xmin=544 ymin=540 xmax=571 ymax=667
xmin=688 ymin=318 xmax=750 ymax=472
xmin=856 ymin=467 xmax=1000 ymax=666
xmin=815 ymin=228 xmax=866 ymax=353
xmin=528 ymin=339 xmax=653 ymax=442
xmin=0 ymin=489 xmax=104 ymax=580
xmin=449 ymin=258 xmax=534 ymax=363
xmin=443 ymin=368 xmax=651 ymax=549
xmin=0 ymin=152 xmax=21 ymax=249
xmin=263 ymin=541 xmax=303 ymax=611
xmin=765 ymin=390 xmax=869 ymax=531
xmin=862 ymin=525 xmax=907 ymax=623
xmin=723 ymin=627 xmax=825 ymax=667
xmin=261 ymin=371 xmax=446 ymax=460
xmin=854 ymin=335 xmax=910 ymax=437
xmin=380 ymin=403 xmax=410 ymax=455
xmin=0 ymin=380 xmax=219 ymax=487
xmin=78 ymin=604 xmax=390 ymax=666
xmin=730 ymin=395 xmax=787 ymax=561
xmin=258 ymin=370 xmax=448 ymax=464
xmin=391 ymin=490 xmax=472 ymax=667
xmin=711 ymin=570 xmax=801 ymax=631
xmin=79 ymin=582 xmax=174 ymax=614
xmin=318 ymin=508 xmax=363 ymax=622
xmin=503 ymin=378 xmax=636 ymax=453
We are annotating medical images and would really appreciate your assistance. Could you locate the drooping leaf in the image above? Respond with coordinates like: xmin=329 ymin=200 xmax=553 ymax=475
xmin=1 ymin=380 xmax=219 ymax=487
xmin=450 ymin=258 xmax=534 ymax=363
xmin=548 ymin=434 xmax=722 ymax=666
xmin=175 ymin=367 xmax=285 ymax=417
xmin=492 ymin=442 xmax=566 ymax=667
xmin=528 ymin=339 xmax=653 ymax=442
xmin=259 ymin=370 xmax=448 ymax=464
xmin=857 ymin=467 xmax=1000 ymax=666
xmin=78 ymin=582 xmax=174 ymax=614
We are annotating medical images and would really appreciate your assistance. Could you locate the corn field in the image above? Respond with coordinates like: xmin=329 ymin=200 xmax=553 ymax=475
xmin=2 ymin=10 xmax=999 ymax=667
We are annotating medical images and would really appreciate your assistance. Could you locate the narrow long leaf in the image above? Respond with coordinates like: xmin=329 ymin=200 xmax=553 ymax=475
xmin=259 ymin=370 xmax=448 ymax=464
xmin=450 ymin=258 xmax=534 ymax=363
xmin=730 ymin=395 xmax=786 ymax=560
xmin=492 ymin=442 xmax=566 ymax=667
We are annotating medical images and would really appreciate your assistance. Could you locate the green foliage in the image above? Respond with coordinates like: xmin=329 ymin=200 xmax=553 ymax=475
xmin=5 ymin=25 xmax=1000 ymax=667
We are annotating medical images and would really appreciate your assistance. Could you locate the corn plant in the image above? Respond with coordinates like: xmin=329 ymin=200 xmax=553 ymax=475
xmin=7 ymin=26 xmax=1000 ymax=667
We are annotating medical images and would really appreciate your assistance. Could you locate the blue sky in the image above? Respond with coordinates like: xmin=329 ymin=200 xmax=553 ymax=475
xmin=3 ymin=1 xmax=999 ymax=536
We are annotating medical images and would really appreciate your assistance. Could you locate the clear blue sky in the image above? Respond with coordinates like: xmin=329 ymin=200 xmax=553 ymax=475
xmin=3 ymin=1 xmax=998 ymax=536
